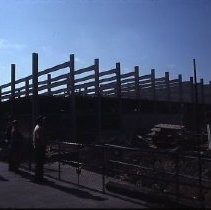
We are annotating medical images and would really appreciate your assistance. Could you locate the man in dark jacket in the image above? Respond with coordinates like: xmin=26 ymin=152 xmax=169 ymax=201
xmin=8 ymin=120 xmax=23 ymax=172
xmin=6 ymin=116 xmax=12 ymax=145
xmin=33 ymin=116 xmax=48 ymax=182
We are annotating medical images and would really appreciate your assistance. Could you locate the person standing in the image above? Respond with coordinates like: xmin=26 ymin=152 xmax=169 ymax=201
xmin=8 ymin=120 xmax=23 ymax=172
xmin=6 ymin=115 xmax=12 ymax=146
xmin=33 ymin=116 xmax=48 ymax=182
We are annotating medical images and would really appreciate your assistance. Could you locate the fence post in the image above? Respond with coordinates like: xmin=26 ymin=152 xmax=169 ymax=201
xmin=116 ymin=63 xmax=122 ymax=130
xmin=84 ymin=87 xmax=88 ymax=96
xmin=47 ymin=74 xmax=51 ymax=96
xmin=208 ymin=81 xmax=211 ymax=104
xmin=190 ymin=77 xmax=194 ymax=103
xmin=116 ymin=63 xmax=121 ymax=98
xmin=31 ymin=53 xmax=39 ymax=170
xmin=18 ymin=90 xmax=21 ymax=99
xmin=127 ymin=83 xmax=130 ymax=98
xmin=95 ymin=58 xmax=102 ymax=143
xmin=165 ymin=72 xmax=171 ymax=112
xmin=66 ymin=73 xmax=70 ymax=97
xmin=0 ymin=86 xmax=1 ymax=102
xmin=32 ymin=53 xmax=39 ymax=128
xmin=99 ymin=85 xmax=103 ymax=96
xmin=134 ymin=66 xmax=140 ymax=99
xmin=25 ymin=78 xmax=29 ymax=97
xmin=69 ymin=54 xmax=76 ymax=142
xmin=178 ymin=74 xmax=183 ymax=103
xmin=151 ymin=69 xmax=156 ymax=101
xmin=209 ymin=81 xmax=211 ymax=103
xmin=95 ymin=59 xmax=100 ymax=97
xmin=165 ymin=72 xmax=170 ymax=101
xmin=114 ymin=62 xmax=124 ymax=140
xmin=200 ymin=78 xmax=205 ymax=105
xmin=11 ymin=64 xmax=15 ymax=118
xmin=151 ymin=69 xmax=157 ymax=113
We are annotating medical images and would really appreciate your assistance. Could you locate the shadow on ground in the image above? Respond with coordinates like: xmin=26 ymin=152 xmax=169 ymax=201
xmin=15 ymin=169 xmax=107 ymax=201
xmin=46 ymin=174 xmax=152 ymax=208
xmin=0 ymin=175 xmax=9 ymax=181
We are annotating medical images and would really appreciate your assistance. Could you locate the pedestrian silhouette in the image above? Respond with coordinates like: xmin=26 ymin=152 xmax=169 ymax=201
xmin=5 ymin=115 xmax=12 ymax=146
xmin=8 ymin=120 xmax=24 ymax=172
xmin=33 ymin=116 xmax=48 ymax=183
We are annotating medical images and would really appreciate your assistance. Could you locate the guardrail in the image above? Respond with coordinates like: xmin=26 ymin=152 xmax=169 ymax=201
xmin=43 ymin=141 xmax=211 ymax=208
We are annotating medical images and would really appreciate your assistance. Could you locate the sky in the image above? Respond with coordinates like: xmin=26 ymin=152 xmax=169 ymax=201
xmin=0 ymin=0 xmax=211 ymax=85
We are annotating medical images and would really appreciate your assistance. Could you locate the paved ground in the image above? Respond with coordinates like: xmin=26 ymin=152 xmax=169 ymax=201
xmin=0 ymin=162 xmax=151 ymax=208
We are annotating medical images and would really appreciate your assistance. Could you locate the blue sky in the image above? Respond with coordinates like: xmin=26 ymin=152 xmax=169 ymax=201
xmin=0 ymin=0 xmax=211 ymax=84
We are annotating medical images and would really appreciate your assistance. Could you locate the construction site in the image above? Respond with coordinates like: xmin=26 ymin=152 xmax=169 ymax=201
xmin=0 ymin=53 xmax=211 ymax=208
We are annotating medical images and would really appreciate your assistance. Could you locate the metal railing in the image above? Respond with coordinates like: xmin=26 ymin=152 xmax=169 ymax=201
xmin=41 ymin=141 xmax=211 ymax=208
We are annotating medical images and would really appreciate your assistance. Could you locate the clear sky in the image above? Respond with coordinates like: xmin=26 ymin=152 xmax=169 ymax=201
xmin=0 ymin=0 xmax=211 ymax=84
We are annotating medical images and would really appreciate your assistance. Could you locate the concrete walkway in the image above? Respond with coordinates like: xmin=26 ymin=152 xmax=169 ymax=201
xmin=0 ymin=162 xmax=150 ymax=208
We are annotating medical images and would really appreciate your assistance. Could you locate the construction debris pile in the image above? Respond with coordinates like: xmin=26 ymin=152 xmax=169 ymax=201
xmin=147 ymin=124 xmax=184 ymax=149
xmin=107 ymin=123 xmax=211 ymax=206
xmin=133 ymin=123 xmax=208 ymax=150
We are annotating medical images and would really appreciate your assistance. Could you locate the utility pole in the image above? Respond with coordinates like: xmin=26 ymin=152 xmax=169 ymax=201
xmin=193 ymin=58 xmax=203 ymax=208
xmin=193 ymin=59 xmax=198 ymax=111
xmin=11 ymin=64 xmax=15 ymax=119
xmin=193 ymin=58 xmax=199 ymax=136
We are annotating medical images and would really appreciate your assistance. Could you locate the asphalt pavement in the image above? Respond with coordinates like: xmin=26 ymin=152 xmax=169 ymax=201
xmin=0 ymin=162 xmax=150 ymax=208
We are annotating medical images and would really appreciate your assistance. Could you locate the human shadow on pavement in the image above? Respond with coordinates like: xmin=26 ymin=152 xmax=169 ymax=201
xmin=47 ymin=182 xmax=107 ymax=201
xmin=16 ymin=169 xmax=107 ymax=201
xmin=0 ymin=175 xmax=9 ymax=181
xmin=15 ymin=169 xmax=54 ymax=184
xmin=45 ymin=174 xmax=150 ymax=207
